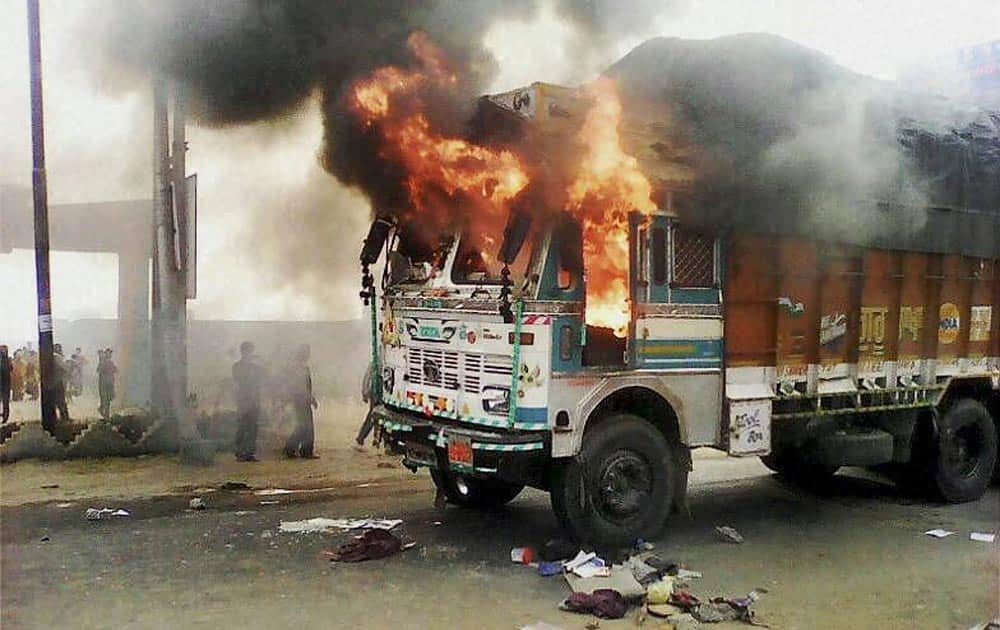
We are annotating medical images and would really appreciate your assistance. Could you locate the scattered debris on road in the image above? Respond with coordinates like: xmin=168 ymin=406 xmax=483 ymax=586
xmin=41 ymin=484 xmax=59 ymax=489
xmin=520 ymin=622 xmax=565 ymax=630
xmin=279 ymin=517 xmax=402 ymax=534
xmin=85 ymin=507 xmax=130 ymax=521
xmin=715 ymin=525 xmax=744 ymax=544
xmin=566 ymin=565 xmax=645 ymax=599
xmin=55 ymin=502 xmax=74 ymax=508
xmin=189 ymin=497 xmax=206 ymax=510
xmin=219 ymin=481 xmax=250 ymax=491
xmin=511 ymin=546 xmax=536 ymax=564
xmin=560 ymin=589 xmax=628 ymax=620
xmin=40 ymin=535 xmax=50 ymax=542
xmin=970 ymin=532 xmax=996 ymax=543
xmin=259 ymin=500 xmax=280 ymax=505
xmin=924 ymin=528 xmax=955 ymax=538
xmin=645 ymin=579 xmax=674 ymax=605
xmin=254 ymin=488 xmax=293 ymax=496
xmin=325 ymin=529 xmax=408 ymax=562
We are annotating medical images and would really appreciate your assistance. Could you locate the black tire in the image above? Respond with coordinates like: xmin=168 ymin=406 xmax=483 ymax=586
xmin=931 ymin=399 xmax=997 ymax=503
xmin=549 ymin=414 xmax=677 ymax=547
xmin=430 ymin=469 xmax=524 ymax=508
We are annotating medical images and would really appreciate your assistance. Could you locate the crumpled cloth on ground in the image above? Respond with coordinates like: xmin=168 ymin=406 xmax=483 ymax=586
xmin=326 ymin=529 xmax=402 ymax=562
xmin=559 ymin=589 xmax=628 ymax=619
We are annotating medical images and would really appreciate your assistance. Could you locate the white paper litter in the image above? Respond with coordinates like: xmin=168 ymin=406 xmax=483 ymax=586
xmin=278 ymin=517 xmax=402 ymax=534
xmin=563 ymin=550 xmax=596 ymax=572
xmin=675 ymin=568 xmax=703 ymax=579
xmin=924 ymin=529 xmax=955 ymax=538
xmin=86 ymin=507 xmax=131 ymax=520
xmin=254 ymin=488 xmax=293 ymax=496
xmin=573 ymin=563 xmax=611 ymax=579
xmin=970 ymin=532 xmax=996 ymax=543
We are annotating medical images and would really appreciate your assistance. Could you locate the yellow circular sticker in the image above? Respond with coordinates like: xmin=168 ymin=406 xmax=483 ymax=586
xmin=938 ymin=303 xmax=961 ymax=345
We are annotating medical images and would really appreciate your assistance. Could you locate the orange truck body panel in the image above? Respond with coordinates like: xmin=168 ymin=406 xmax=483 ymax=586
xmin=725 ymin=235 xmax=999 ymax=378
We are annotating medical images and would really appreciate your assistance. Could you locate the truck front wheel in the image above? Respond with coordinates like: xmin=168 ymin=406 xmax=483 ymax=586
xmin=931 ymin=399 xmax=997 ymax=503
xmin=550 ymin=414 xmax=677 ymax=547
xmin=430 ymin=469 xmax=524 ymax=508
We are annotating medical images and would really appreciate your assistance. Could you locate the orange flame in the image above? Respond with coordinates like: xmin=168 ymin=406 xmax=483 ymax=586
xmin=353 ymin=36 xmax=656 ymax=336
xmin=565 ymin=77 xmax=656 ymax=335
xmin=351 ymin=32 xmax=527 ymax=237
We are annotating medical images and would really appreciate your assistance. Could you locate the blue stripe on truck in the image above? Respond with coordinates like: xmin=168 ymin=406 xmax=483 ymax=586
xmin=515 ymin=407 xmax=548 ymax=424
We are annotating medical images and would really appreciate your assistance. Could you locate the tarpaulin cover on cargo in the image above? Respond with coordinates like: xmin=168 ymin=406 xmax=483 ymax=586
xmin=476 ymin=34 xmax=1000 ymax=257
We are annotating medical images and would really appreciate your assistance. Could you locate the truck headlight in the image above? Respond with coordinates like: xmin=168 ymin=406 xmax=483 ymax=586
xmin=481 ymin=385 xmax=510 ymax=415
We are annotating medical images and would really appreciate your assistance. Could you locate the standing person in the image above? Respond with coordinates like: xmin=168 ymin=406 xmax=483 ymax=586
xmin=1 ymin=345 xmax=11 ymax=424
xmin=70 ymin=347 xmax=85 ymax=396
xmin=24 ymin=351 xmax=38 ymax=400
xmin=353 ymin=363 xmax=375 ymax=452
xmin=232 ymin=341 xmax=264 ymax=462
xmin=97 ymin=349 xmax=118 ymax=419
xmin=284 ymin=344 xmax=318 ymax=459
xmin=11 ymin=348 xmax=24 ymax=402
xmin=52 ymin=344 xmax=71 ymax=423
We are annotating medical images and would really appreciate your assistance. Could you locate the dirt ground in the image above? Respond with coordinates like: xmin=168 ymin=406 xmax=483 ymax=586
xmin=1 ymin=399 xmax=412 ymax=507
xmin=2 ymin=440 xmax=998 ymax=629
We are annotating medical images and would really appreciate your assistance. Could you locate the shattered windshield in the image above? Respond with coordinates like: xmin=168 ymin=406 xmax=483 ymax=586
xmin=451 ymin=225 xmax=534 ymax=285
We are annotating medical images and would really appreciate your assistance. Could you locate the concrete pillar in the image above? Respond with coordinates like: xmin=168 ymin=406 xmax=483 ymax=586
xmin=117 ymin=248 xmax=150 ymax=405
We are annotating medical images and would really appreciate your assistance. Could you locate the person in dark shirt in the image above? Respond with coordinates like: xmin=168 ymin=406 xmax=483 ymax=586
xmin=232 ymin=341 xmax=264 ymax=462
xmin=97 ymin=349 xmax=118 ymax=419
xmin=52 ymin=343 xmax=71 ymax=424
xmin=1 ymin=345 xmax=11 ymax=424
xmin=283 ymin=344 xmax=318 ymax=459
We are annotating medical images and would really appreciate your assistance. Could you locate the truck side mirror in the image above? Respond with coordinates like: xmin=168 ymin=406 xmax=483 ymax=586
xmin=500 ymin=210 xmax=532 ymax=265
xmin=360 ymin=216 xmax=394 ymax=265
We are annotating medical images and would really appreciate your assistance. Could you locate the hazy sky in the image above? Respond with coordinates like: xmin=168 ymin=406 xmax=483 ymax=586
xmin=1 ymin=0 xmax=997 ymax=343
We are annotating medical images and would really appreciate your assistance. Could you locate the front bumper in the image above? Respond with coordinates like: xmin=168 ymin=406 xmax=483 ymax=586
xmin=370 ymin=404 xmax=550 ymax=487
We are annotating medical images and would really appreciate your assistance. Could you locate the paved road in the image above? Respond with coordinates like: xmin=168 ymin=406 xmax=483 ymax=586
xmin=2 ymin=456 xmax=997 ymax=629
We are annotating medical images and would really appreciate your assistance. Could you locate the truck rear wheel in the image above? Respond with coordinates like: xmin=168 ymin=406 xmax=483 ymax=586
xmin=430 ymin=469 xmax=524 ymax=508
xmin=931 ymin=399 xmax=997 ymax=503
xmin=550 ymin=414 xmax=677 ymax=547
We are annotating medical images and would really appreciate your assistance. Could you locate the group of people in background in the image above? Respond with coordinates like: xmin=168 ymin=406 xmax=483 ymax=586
xmin=0 ymin=343 xmax=117 ymax=425
xmin=231 ymin=341 xmax=317 ymax=462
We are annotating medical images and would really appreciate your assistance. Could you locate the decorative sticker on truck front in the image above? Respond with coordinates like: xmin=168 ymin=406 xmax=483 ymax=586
xmin=938 ymin=303 xmax=961 ymax=345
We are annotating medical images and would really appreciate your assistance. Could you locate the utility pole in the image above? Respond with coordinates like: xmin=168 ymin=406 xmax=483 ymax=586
xmin=26 ymin=0 xmax=56 ymax=432
xmin=151 ymin=77 xmax=168 ymax=419
xmin=151 ymin=78 xmax=207 ymax=461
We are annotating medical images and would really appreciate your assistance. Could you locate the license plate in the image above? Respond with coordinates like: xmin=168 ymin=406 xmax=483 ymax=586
xmin=447 ymin=435 xmax=474 ymax=470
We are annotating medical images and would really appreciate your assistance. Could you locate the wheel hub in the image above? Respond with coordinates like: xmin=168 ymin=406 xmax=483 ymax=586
xmin=596 ymin=451 xmax=652 ymax=522
xmin=944 ymin=425 xmax=983 ymax=478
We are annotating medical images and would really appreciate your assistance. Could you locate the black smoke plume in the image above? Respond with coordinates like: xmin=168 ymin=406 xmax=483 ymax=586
xmin=89 ymin=0 xmax=680 ymax=218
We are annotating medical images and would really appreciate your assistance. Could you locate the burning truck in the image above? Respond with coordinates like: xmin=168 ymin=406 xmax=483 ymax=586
xmin=357 ymin=34 xmax=1000 ymax=545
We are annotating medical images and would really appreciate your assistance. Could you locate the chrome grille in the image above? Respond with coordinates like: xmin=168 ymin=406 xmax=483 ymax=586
xmin=462 ymin=353 xmax=483 ymax=394
xmin=405 ymin=348 xmax=512 ymax=393
xmin=407 ymin=347 xmax=460 ymax=390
